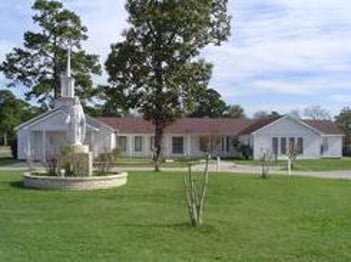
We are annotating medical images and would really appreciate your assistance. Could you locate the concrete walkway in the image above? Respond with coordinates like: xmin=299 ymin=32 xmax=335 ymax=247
xmin=1 ymin=161 xmax=351 ymax=180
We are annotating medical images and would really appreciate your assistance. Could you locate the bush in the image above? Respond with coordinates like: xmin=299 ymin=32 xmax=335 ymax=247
xmin=343 ymin=147 xmax=351 ymax=157
xmin=95 ymin=147 xmax=120 ymax=176
xmin=9 ymin=139 xmax=17 ymax=159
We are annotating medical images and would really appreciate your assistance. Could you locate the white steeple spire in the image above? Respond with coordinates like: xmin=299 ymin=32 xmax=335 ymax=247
xmin=67 ymin=48 xmax=71 ymax=78
xmin=60 ymin=47 xmax=75 ymax=98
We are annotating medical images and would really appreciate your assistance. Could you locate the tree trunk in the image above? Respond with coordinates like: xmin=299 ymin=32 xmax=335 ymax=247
xmin=3 ymin=131 xmax=8 ymax=146
xmin=154 ymin=122 xmax=164 ymax=172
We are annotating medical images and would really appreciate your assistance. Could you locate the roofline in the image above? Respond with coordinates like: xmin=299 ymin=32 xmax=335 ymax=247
xmin=321 ymin=134 xmax=345 ymax=137
xmin=89 ymin=116 xmax=117 ymax=132
xmin=16 ymin=107 xmax=62 ymax=130
xmin=17 ymin=108 xmax=108 ymax=133
xmin=20 ymin=108 xmax=65 ymax=131
xmin=252 ymin=115 xmax=322 ymax=136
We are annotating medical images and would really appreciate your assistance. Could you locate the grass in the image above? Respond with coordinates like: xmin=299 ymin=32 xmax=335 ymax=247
xmin=0 ymin=146 xmax=18 ymax=166
xmin=0 ymin=172 xmax=351 ymax=261
xmin=0 ymin=158 xmax=18 ymax=166
xmin=292 ymin=158 xmax=351 ymax=171
xmin=234 ymin=158 xmax=351 ymax=171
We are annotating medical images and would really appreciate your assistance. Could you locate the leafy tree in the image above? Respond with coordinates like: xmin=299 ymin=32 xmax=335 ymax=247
xmin=86 ymin=85 xmax=132 ymax=117
xmin=335 ymin=107 xmax=351 ymax=153
xmin=303 ymin=105 xmax=331 ymax=120
xmin=223 ymin=104 xmax=245 ymax=118
xmin=0 ymin=90 xmax=40 ymax=146
xmin=0 ymin=0 xmax=101 ymax=107
xmin=289 ymin=109 xmax=301 ymax=119
xmin=105 ymin=0 xmax=231 ymax=171
xmin=253 ymin=110 xmax=280 ymax=119
xmin=188 ymin=88 xmax=228 ymax=118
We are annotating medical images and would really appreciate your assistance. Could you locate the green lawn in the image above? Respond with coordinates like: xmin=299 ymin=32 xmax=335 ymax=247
xmin=0 ymin=172 xmax=351 ymax=261
xmin=234 ymin=158 xmax=351 ymax=171
xmin=0 ymin=146 xmax=18 ymax=166
xmin=0 ymin=158 xmax=18 ymax=166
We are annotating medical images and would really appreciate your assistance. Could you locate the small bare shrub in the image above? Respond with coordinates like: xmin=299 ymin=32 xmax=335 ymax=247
xmin=260 ymin=150 xmax=273 ymax=178
xmin=95 ymin=147 xmax=120 ymax=176
xmin=184 ymin=154 xmax=209 ymax=227
xmin=43 ymin=154 xmax=60 ymax=176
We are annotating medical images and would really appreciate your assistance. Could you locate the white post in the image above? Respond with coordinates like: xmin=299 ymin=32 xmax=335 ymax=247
xmin=216 ymin=156 xmax=220 ymax=172
xmin=42 ymin=130 xmax=46 ymax=162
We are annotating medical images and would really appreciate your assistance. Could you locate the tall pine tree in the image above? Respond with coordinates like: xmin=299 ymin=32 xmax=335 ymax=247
xmin=0 ymin=0 xmax=101 ymax=107
xmin=105 ymin=0 xmax=230 ymax=171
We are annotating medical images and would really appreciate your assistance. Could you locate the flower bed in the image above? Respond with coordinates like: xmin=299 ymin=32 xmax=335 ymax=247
xmin=23 ymin=172 xmax=128 ymax=191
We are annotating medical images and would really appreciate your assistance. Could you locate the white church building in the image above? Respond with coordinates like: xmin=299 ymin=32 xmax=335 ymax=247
xmin=17 ymin=52 xmax=117 ymax=161
xmin=16 ymin=53 xmax=344 ymax=161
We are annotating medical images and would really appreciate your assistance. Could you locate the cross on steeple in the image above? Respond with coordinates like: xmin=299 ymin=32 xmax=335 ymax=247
xmin=60 ymin=48 xmax=75 ymax=98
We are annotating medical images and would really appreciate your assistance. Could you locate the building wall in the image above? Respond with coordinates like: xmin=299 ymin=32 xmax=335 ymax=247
xmin=117 ymin=133 xmax=239 ymax=159
xmin=17 ymin=111 xmax=116 ymax=160
xmin=321 ymin=135 xmax=343 ymax=158
xmin=252 ymin=117 xmax=322 ymax=160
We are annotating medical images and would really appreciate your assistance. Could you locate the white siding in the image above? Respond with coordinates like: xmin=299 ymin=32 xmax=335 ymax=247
xmin=321 ymin=135 xmax=343 ymax=158
xmin=252 ymin=117 xmax=321 ymax=160
xmin=17 ymin=111 xmax=116 ymax=160
xmin=117 ymin=133 xmax=240 ymax=159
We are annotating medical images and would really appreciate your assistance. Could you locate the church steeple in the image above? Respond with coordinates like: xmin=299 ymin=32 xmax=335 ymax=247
xmin=60 ymin=48 xmax=75 ymax=98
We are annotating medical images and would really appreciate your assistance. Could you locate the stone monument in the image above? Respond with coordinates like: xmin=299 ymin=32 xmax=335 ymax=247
xmin=59 ymin=48 xmax=92 ymax=176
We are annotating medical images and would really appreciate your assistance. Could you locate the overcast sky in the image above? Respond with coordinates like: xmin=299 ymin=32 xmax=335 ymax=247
xmin=1 ymin=0 xmax=351 ymax=117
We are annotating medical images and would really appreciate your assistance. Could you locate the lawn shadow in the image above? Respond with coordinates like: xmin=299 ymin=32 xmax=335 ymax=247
xmin=9 ymin=181 xmax=25 ymax=189
xmin=120 ymin=222 xmax=191 ymax=229
xmin=118 ymin=221 xmax=217 ymax=233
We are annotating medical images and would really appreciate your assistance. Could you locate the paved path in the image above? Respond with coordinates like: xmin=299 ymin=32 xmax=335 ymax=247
xmin=1 ymin=161 xmax=351 ymax=180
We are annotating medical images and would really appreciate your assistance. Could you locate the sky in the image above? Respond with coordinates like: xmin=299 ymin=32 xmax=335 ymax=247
xmin=1 ymin=0 xmax=351 ymax=117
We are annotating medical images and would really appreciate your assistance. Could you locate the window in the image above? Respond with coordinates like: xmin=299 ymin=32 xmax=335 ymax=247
xmin=150 ymin=136 xmax=155 ymax=151
xmin=134 ymin=136 xmax=143 ymax=152
xmin=272 ymin=137 xmax=278 ymax=156
xmin=221 ymin=137 xmax=225 ymax=152
xmin=280 ymin=137 xmax=287 ymax=154
xmin=118 ymin=136 xmax=127 ymax=151
xmin=297 ymin=137 xmax=303 ymax=154
xmin=226 ymin=136 xmax=230 ymax=152
xmin=172 ymin=137 xmax=184 ymax=154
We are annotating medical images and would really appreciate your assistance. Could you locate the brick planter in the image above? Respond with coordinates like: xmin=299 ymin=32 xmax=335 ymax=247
xmin=23 ymin=172 xmax=128 ymax=191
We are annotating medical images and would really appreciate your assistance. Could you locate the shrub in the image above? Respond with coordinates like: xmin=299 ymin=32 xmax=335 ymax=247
xmin=9 ymin=139 xmax=17 ymax=159
xmin=95 ymin=147 xmax=120 ymax=176
xmin=44 ymin=154 xmax=60 ymax=176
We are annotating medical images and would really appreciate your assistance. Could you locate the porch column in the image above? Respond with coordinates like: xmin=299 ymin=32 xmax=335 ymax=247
xmin=25 ymin=132 xmax=31 ymax=160
xmin=42 ymin=130 xmax=46 ymax=162
xmin=165 ymin=136 xmax=170 ymax=158
xmin=128 ymin=136 xmax=133 ymax=157
xmin=186 ymin=134 xmax=191 ymax=157
xmin=91 ymin=131 xmax=95 ymax=157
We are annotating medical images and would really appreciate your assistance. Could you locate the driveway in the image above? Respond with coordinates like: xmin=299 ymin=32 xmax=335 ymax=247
xmin=1 ymin=160 xmax=351 ymax=180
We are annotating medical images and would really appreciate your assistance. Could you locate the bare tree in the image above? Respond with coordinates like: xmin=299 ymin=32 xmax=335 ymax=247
xmin=289 ymin=110 xmax=301 ymax=119
xmin=287 ymin=142 xmax=301 ymax=176
xmin=303 ymin=105 xmax=331 ymax=120
xmin=260 ymin=150 xmax=273 ymax=178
